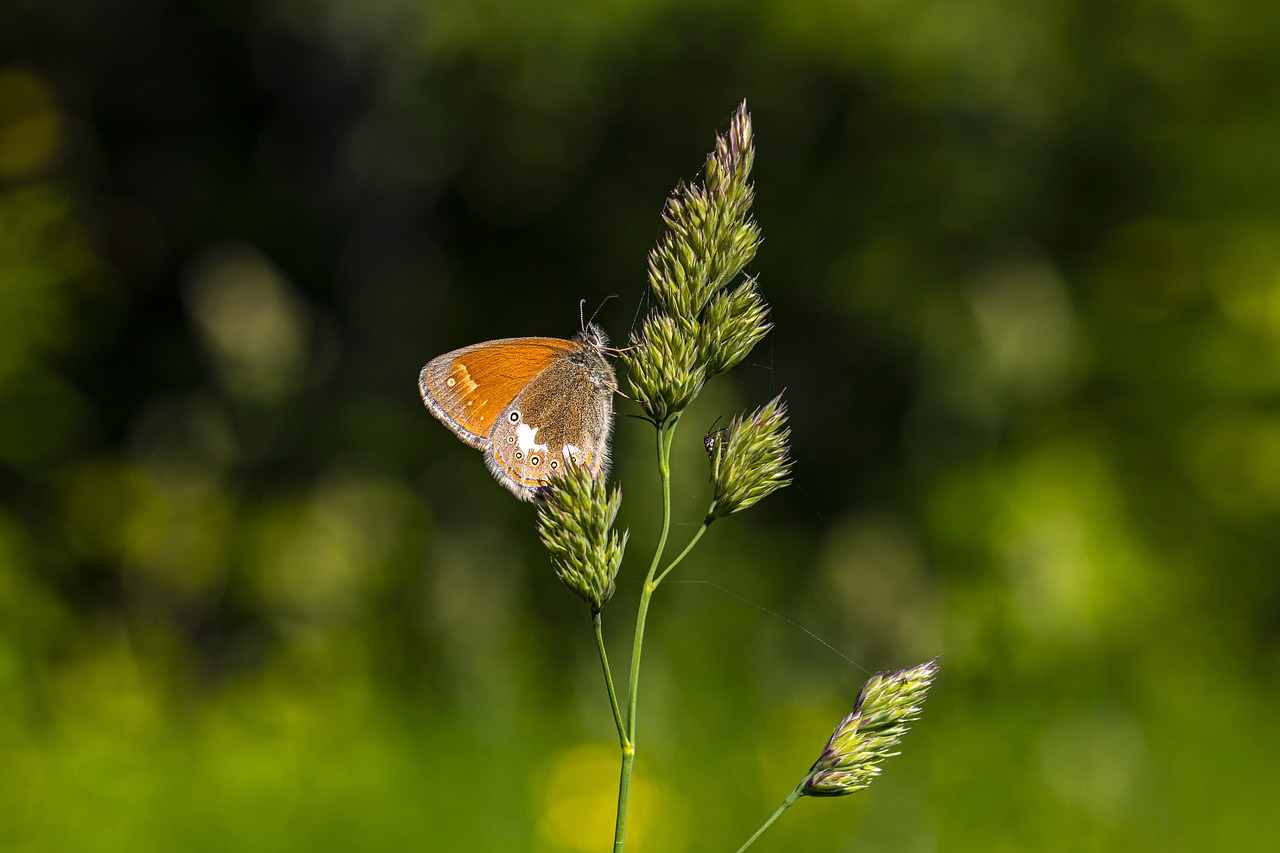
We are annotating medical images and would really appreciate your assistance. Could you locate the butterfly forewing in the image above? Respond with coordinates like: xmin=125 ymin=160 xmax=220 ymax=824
xmin=419 ymin=337 xmax=580 ymax=449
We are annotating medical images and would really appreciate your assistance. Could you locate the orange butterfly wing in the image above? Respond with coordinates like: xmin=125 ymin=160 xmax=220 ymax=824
xmin=418 ymin=337 xmax=580 ymax=449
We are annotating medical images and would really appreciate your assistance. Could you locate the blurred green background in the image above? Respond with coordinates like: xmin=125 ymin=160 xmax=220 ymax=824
xmin=3 ymin=0 xmax=1279 ymax=850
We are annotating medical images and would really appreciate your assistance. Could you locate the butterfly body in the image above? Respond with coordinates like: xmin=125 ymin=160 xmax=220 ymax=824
xmin=418 ymin=323 xmax=615 ymax=501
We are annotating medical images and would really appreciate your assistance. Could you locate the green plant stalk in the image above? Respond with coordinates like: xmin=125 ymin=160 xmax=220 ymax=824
xmin=654 ymin=518 xmax=712 ymax=586
xmin=735 ymin=784 xmax=803 ymax=852
xmin=613 ymin=414 xmax=680 ymax=851
xmin=594 ymin=611 xmax=625 ymax=745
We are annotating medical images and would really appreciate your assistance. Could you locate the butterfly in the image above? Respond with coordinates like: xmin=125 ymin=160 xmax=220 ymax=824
xmin=418 ymin=323 xmax=616 ymax=501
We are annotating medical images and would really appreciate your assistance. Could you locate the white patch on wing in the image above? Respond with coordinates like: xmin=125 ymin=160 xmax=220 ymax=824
xmin=562 ymin=443 xmax=582 ymax=464
xmin=516 ymin=422 xmax=548 ymax=455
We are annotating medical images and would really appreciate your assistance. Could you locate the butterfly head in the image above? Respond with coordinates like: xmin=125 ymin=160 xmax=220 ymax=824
xmin=576 ymin=322 xmax=610 ymax=352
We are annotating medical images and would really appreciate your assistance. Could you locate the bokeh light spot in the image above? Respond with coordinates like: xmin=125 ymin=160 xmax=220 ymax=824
xmin=0 ymin=68 xmax=62 ymax=181
xmin=185 ymin=243 xmax=313 ymax=402
xmin=1182 ymin=409 xmax=1280 ymax=514
xmin=967 ymin=252 xmax=1079 ymax=401
xmin=1037 ymin=707 xmax=1147 ymax=820
xmin=534 ymin=742 xmax=673 ymax=851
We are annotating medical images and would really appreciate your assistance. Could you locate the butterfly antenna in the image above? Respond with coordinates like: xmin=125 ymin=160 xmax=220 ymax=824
xmin=584 ymin=293 xmax=618 ymax=330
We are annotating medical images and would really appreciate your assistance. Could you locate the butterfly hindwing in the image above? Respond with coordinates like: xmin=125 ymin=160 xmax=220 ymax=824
xmin=486 ymin=352 xmax=614 ymax=496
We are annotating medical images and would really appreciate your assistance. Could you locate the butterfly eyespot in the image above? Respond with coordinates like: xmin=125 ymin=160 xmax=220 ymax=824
xmin=514 ymin=451 xmax=523 ymax=460
xmin=549 ymin=460 xmax=559 ymax=470
xmin=506 ymin=435 xmax=515 ymax=444
xmin=445 ymin=378 xmax=456 ymax=388
xmin=508 ymin=411 xmax=520 ymax=423
xmin=530 ymin=455 xmax=540 ymax=467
